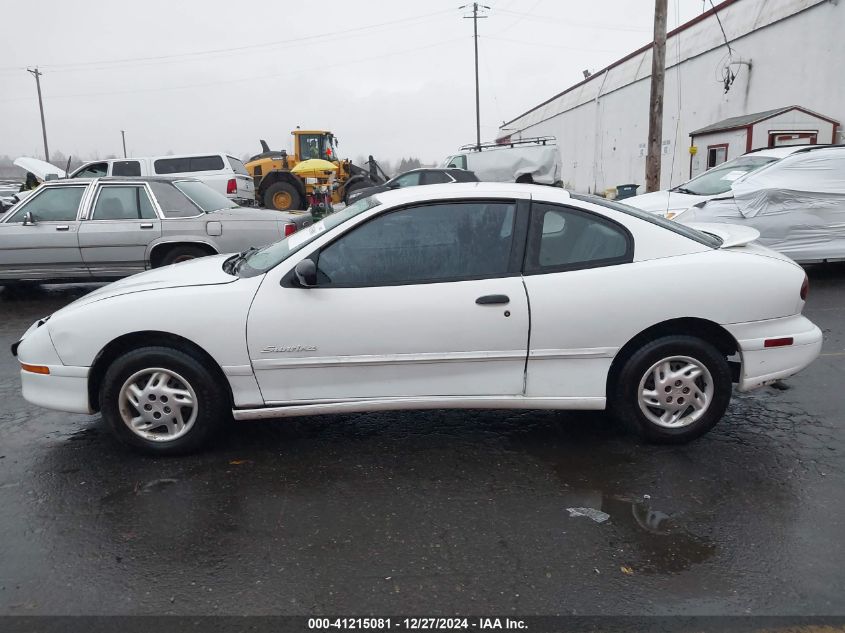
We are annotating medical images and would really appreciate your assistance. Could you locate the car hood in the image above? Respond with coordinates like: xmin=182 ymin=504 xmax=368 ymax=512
xmin=55 ymin=254 xmax=238 ymax=313
xmin=624 ymin=189 xmax=707 ymax=214
xmin=13 ymin=157 xmax=66 ymax=180
xmin=348 ymin=185 xmax=387 ymax=203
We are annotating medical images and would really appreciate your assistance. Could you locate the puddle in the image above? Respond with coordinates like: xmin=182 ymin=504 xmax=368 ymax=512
xmin=597 ymin=495 xmax=716 ymax=574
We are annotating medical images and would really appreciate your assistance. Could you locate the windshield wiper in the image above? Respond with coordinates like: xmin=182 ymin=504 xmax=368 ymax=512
xmin=222 ymin=246 xmax=259 ymax=275
xmin=671 ymin=186 xmax=697 ymax=195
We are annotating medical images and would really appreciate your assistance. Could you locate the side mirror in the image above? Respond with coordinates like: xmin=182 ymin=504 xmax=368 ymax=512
xmin=294 ymin=259 xmax=317 ymax=287
xmin=386 ymin=181 xmax=400 ymax=190
xmin=22 ymin=211 xmax=36 ymax=226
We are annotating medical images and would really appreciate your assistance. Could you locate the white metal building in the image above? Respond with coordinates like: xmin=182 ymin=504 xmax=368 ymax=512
xmin=498 ymin=0 xmax=845 ymax=195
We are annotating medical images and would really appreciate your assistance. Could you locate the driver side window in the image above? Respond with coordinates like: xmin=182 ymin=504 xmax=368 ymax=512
xmin=315 ymin=201 xmax=516 ymax=287
xmin=9 ymin=186 xmax=86 ymax=223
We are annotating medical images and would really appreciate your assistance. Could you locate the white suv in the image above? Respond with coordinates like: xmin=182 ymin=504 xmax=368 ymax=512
xmin=69 ymin=153 xmax=255 ymax=205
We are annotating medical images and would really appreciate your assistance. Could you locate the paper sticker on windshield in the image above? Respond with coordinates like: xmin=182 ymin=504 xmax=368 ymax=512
xmin=286 ymin=220 xmax=326 ymax=249
xmin=720 ymin=170 xmax=747 ymax=181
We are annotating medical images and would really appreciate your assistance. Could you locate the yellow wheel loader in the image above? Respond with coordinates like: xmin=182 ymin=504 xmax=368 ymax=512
xmin=246 ymin=130 xmax=388 ymax=211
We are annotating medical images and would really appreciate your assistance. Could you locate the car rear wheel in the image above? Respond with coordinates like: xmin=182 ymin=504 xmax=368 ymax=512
xmin=99 ymin=346 xmax=228 ymax=454
xmin=610 ymin=335 xmax=732 ymax=443
xmin=158 ymin=245 xmax=212 ymax=266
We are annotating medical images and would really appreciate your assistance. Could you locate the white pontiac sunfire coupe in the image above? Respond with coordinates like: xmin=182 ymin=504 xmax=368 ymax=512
xmin=12 ymin=183 xmax=822 ymax=454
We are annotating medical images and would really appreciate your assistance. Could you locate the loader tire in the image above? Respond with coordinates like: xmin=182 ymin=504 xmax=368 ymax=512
xmin=264 ymin=182 xmax=302 ymax=211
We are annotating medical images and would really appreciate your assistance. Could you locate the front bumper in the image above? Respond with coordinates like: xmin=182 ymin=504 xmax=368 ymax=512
xmin=21 ymin=365 xmax=92 ymax=414
xmin=726 ymin=315 xmax=823 ymax=392
xmin=14 ymin=318 xmax=93 ymax=414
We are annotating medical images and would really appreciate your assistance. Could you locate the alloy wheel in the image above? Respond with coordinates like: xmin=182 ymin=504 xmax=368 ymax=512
xmin=117 ymin=367 xmax=198 ymax=442
xmin=637 ymin=355 xmax=715 ymax=428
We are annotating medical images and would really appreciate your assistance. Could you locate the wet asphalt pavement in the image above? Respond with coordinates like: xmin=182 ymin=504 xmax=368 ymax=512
xmin=0 ymin=268 xmax=843 ymax=617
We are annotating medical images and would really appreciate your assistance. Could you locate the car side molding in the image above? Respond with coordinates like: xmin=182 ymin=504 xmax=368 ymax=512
xmin=232 ymin=395 xmax=607 ymax=420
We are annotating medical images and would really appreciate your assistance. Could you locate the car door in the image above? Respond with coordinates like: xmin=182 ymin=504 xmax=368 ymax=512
xmin=77 ymin=183 xmax=162 ymax=277
xmin=246 ymin=198 xmax=530 ymax=404
xmin=0 ymin=185 xmax=88 ymax=281
xmin=521 ymin=202 xmax=634 ymax=399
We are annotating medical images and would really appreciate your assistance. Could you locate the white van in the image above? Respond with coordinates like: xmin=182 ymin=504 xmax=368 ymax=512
xmin=442 ymin=137 xmax=561 ymax=185
xmin=69 ymin=153 xmax=255 ymax=205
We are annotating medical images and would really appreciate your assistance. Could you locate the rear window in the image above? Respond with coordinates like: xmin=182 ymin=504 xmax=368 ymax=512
xmin=227 ymin=156 xmax=249 ymax=176
xmin=148 ymin=181 xmax=203 ymax=218
xmin=174 ymin=180 xmax=238 ymax=212
xmin=154 ymin=155 xmax=225 ymax=174
xmin=570 ymin=194 xmax=723 ymax=248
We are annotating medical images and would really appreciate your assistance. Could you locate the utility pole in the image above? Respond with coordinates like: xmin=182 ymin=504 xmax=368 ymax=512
xmin=645 ymin=0 xmax=668 ymax=192
xmin=121 ymin=130 xmax=127 ymax=158
xmin=26 ymin=67 xmax=50 ymax=163
xmin=462 ymin=3 xmax=489 ymax=150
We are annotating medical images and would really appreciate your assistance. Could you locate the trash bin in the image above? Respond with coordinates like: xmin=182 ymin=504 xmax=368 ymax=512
xmin=616 ymin=184 xmax=640 ymax=200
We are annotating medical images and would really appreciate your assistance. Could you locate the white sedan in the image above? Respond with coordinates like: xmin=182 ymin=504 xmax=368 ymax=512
xmin=13 ymin=183 xmax=822 ymax=454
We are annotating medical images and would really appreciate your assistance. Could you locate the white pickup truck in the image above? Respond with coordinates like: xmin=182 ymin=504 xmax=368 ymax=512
xmin=11 ymin=153 xmax=255 ymax=206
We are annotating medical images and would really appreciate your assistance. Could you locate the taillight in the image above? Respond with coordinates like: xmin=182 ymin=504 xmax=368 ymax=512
xmin=800 ymin=273 xmax=809 ymax=301
xmin=226 ymin=178 xmax=237 ymax=195
xmin=284 ymin=223 xmax=297 ymax=237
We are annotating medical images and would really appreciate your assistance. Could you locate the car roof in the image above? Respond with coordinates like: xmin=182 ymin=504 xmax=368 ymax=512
xmin=82 ymin=153 xmax=227 ymax=163
xmin=42 ymin=176 xmax=201 ymax=186
xmin=371 ymin=181 xmax=570 ymax=205
xmin=743 ymin=144 xmax=832 ymax=159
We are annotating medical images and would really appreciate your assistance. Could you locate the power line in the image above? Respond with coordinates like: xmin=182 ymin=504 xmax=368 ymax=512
xmin=708 ymin=0 xmax=733 ymax=57
xmin=0 ymin=8 xmax=455 ymax=73
xmin=481 ymin=34 xmax=627 ymax=54
xmin=0 ymin=37 xmax=468 ymax=104
xmin=493 ymin=0 xmax=541 ymax=35
xmin=496 ymin=8 xmax=652 ymax=32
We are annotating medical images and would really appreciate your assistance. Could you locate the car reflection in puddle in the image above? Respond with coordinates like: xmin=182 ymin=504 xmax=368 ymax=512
xmin=567 ymin=492 xmax=716 ymax=574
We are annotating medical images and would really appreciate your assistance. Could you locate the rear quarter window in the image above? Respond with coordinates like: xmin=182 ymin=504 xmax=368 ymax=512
xmin=148 ymin=181 xmax=202 ymax=218
xmin=570 ymin=194 xmax=723 ymax=248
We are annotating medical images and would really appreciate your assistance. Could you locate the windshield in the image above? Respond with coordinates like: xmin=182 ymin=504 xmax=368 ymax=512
xmin=238 ymin=195 xmax=382 ymax=276
xmin=174 ymin=180 xmax=238 ymax=212
xmin=673 ymin=155 xmax=778 ymax=196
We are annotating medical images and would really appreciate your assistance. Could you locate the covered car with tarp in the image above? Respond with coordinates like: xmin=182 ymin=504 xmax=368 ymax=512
xmin=674 ymin=146 xmax=845 ymax=263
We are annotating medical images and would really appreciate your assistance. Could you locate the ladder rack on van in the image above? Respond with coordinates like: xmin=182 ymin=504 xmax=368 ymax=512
xmin=459 ymin=136 xmax=556 ymax=152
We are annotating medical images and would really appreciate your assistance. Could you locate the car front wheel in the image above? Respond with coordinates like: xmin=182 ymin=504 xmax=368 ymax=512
xmin=610 ymin=335 xmax=732 ymax=443
xmin=99 ymin=346 xmax=228 ymax=454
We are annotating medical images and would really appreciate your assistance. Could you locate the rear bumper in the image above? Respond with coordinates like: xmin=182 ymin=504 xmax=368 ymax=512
xmin=725 ymin=315 xmax=823 ymax=392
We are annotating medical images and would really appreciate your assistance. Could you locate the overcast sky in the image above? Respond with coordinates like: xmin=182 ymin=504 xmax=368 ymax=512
xmin=0 ymin=0 xmax=700 ymax=166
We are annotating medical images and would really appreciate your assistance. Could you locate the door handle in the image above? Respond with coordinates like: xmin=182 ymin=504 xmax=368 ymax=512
xmin=55 ymin=225 xmax=70 ymax=231
xmin=476 ymin=294 xmax=510 ymax=305
xmin=140 ymin=223 xmax=154 ymax=229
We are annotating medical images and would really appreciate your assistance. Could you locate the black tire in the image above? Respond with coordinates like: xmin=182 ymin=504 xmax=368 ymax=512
xmin=263 ymin=181 xmax=302 ymax=211
xmin=158 ymin=245 xmax=211 ymax=267
xmin=609 ymin=335 xmax=732 ymax=444
xmin=99 ymin=346 xmax=228 ymax=455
